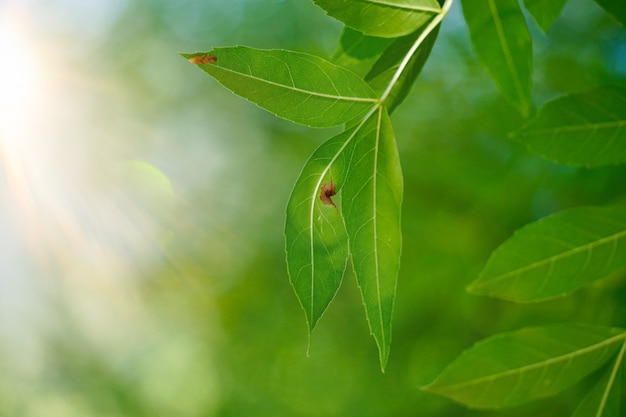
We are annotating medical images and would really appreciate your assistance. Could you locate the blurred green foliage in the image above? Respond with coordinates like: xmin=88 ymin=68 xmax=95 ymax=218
xmin=0 ymin=0 xmax=625 ymax=416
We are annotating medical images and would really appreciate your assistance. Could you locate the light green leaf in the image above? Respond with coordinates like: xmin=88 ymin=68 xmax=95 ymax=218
xmin=285 ymin=131 xmax=355 ymax=330
xmin=572 ymin=340 xmax=626 ymax=417
xmin=313 ymin=0 xmax=441 ymax=38
xmin=522 ymin=0 xmax=568 ymax=32
xmin=423 ymin=324 xmax=626 ymax=409
xmin=181 ymin=47 xmax=378 ymax=128
xmin=461 ymin=0 xmax=533 ymax=116
xmin=468 ymin=206 xmax=626 ymax=303
xmin=342 ymin=107 xmax=403 ymax=370
xmin=594 ymin=0 xmax=626 ymax=26
xmin=333 ymin=27 xmax=393 ymax=77
xmin=511 ymin=87 xmax=626 ymax=167
xmin=366 ymin=24 xmax=440 ymax=113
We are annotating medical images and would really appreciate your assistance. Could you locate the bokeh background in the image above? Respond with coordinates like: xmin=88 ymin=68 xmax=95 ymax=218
xmin=1 ymin=0 xmax=625 ymax=416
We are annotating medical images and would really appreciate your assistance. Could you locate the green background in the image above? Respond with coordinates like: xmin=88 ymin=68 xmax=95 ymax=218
xmin=0 ymin=0 xmax=624 ymax=416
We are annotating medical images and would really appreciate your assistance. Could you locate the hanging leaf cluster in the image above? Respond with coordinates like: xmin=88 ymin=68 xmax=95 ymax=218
xmin=183 ymin=0 xmax=454 ymax=370
xmin=183 ymin=0 xmax=626 ymax=412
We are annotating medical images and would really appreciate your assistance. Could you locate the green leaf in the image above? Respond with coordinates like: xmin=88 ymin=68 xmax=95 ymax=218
xmin=342 ymin=107 xmax=403 ymax=370
xmin=423 ymin=324 xmax=626 ymax=409
xmin=468 ymin=206 xmax=626 ymax=303
xmin=594 ymin=0 xmax=626 ymax=26
xmin=366 ymin=24 xmax=440 ymax=113
xmin=333 ymin=28 xmax=393 ymax=77
xmin=461 ymin=0 xmax=533 ymax=117
xmin=572 ymin=340 xmax=626 ymax=417
xmin=285 ymin=131 xmax=354 ymax=330
xmin=181 ymin=47 xmax=378 ymax=128
xmin=522 ymin=0 xmax=568 ymax=32
xmin=511 ymin=87 xmax=626 ymax=167
xmin=313 ymin=0 xmax=441 ymax=38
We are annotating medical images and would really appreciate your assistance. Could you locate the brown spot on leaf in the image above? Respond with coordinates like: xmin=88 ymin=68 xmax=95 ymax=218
xmin=188 ymin=54 xmax=217 ymax=64
xmin=320 ymin=181 xmax=337 ymax=208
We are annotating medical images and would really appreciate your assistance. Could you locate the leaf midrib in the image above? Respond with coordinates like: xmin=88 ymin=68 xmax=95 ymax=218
xmin=307 ymin=108 xmax=380 ymax=321
xmin=477 ymin=227 xmax=626 ymax=288
xmin=487 ymin=0 xmax=528 ymax=112
xmin=372 ymin=107 xmax=386 ymax=359
xmin=360 ymin=0 xmax=441 ymax=13
xmin=595 ymin=339 xmax=626 ymax=417
xmin=431 ymin=333 xmax=626 ymax=392
xmin=212 ymin=64 xmax=379 ymax=103
xmin=519 ymin=120 xmax=626 ymax=136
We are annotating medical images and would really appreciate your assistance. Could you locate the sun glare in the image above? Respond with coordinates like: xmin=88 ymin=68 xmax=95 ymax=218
xmin=0 ymin=13 xmax=42 ymax=142
xmin=0 ymin=8 xmax=51 ymax=248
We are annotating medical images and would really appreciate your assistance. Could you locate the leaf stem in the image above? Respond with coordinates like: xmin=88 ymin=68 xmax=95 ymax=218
xmin=378 ymin=0 xmax=454 ymax=105
xmin=596 ymin=334 xmax=626 ymax=417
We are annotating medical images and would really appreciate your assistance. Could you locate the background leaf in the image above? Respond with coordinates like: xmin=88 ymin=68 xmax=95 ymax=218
xmin=522 ymin=0 xmax=568 ymax=32
xmin=342 ymin=108 xmax=403 ymax=370
xmin=468 ymin=206 xmax=626 ymax=303
xmin=593 ymin=0 xmax=626 ymax=26
xmin=572 ymin=340 xmax=626 ymax=417
xmin=332 ymin=28 xmax=393 ymax=77
xmin=511 ymin=86 xmax=626 ymax=167
xmin=182 ymin=47 xmax=377 ymax=128
xmin=285 ymin=131 xmax=356 ymax=330
xmin=366 ymin=24 xmax=440 ymax=113
xmin=461 ymin=0 xmax=533 ymax=116
xmin=423 ymin=324 xmax=626 ymax=409
xmin=313 ymin=0 xmax=441 ymax=38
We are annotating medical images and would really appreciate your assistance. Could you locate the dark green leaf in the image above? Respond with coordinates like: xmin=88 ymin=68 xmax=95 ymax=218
xmin=366 ymin=24 xmax=440 ymax=113
xmin=342 ymin=107 xmax=403 ymax=370
xmin=333 ymin=28 xmax=393 ymax=77
xmin=511 ymin=87 xmax=626 ymax=167
xmin=461 ymin=0 xmax=533 ymax=116
xmin=522 ymin=0 xmax=568 ymax=32
xmin=182 ymin=47 xmax=378 ymax=128
xmin=285 ymin=131 xmax=356 ymax=330
xmin=594 ymin=0 xmax=626 ymax=26
xmin=313 ymin=0 xmax=441 ymax=38
xmin=572 ymin=340 xmax=626 ymax=417
xmin=468 ymin=206 xmax=626 ymax=303
xmin=423 ymin=324 xmax=626 ymax=409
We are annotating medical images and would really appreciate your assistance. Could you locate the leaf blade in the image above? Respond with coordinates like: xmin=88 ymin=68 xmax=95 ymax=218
xmin=522 ymin=0 xmax=568 ymax=33
xmin=468 ymin=206 xmax=626 ymax=303
xmin=366 ymin=24 xmax=440 ymax=113
xmin=182 ymin=47 xmax=378 ymax=128
xmin=593 ymin=0 xmax=626 ymax=26
xmin=314 ymin=0 xmax=441 ymax=38
xmin=572 ymin=340 xmax=626 ymax=417
xmin=461 ymin=0 xmax=533 ymax=116
xmin=285 ymin=131 xmax=356 ymax=329
xmin=333 ymin=28 xmax=393 ymax=77
xmin=423 ymin=324 xmax=626 ymax=409
xmin=511 ymin=87 xmax=626 ymax=167
xmin=343 ymin=107 xmax=403 ymax=370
